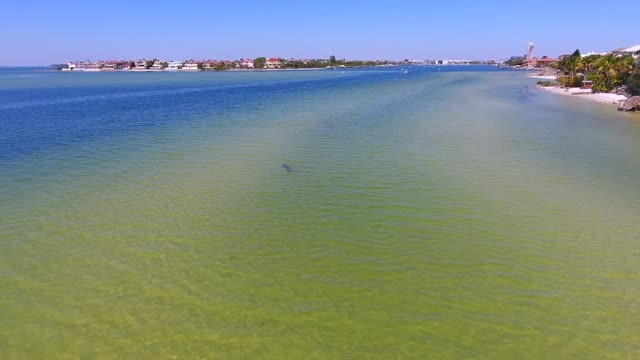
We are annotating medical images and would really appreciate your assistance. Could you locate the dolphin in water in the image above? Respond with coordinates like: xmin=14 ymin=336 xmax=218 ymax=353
xmin=282 ymin=164 xmax=293 ymax=173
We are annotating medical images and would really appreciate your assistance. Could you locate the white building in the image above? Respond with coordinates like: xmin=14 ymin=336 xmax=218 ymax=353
xmin=265 ymin=58 xmax=281 ymax=68
xmin=622 ymin=45 xmax=640 ymax=58
xmin=242 ymin=59 xmax=254 ymax=68
xmin=151 ymin=61 xmax=164 ymax=70
xmin=182 ymin=61 xmax=199 ymax=70
xmin=83 ymin=62 xmax=101 ymax=71
xmin=582 ymin=51 xmax=608 ymax=57
xmin=101 ymin=61 xmax=122 ymax=70
xmin=167 ymin=61 xmax=183 ymax=70
xmin=135 ymin=60 xmax=147 ymax=69
xmin=438 ymin=60 xmax=473 ymax=65
xmin=65 ymin=62 xmax=84 ymax=71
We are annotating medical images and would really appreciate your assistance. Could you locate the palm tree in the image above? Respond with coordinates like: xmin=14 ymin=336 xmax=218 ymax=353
xmin=580 ymin=54 xmax=600 ymax=75
xmin=595 ymin=54 xmax=620 ymax=91
xmin=613 ymin=54 xmax=635 ymax=84
xmin=594 ymin=54 xmax=633 ymax=91
xmin=554 ymin=49 xmax=582 ymax=87
xmin=567 ymin=49 xmax=582 ymax=78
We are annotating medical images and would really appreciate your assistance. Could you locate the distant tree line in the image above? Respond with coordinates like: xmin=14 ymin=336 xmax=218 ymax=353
xmin=281 ymin=58 xmax=384 ymax=69
xmin=505 ymin=56 xmax=525 ymax=66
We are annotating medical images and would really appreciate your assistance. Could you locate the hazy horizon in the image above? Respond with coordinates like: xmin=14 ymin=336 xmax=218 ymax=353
xmin=3 ymin=0 xmax=639 ymax=66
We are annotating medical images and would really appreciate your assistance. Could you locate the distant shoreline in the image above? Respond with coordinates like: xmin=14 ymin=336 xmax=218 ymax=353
xmin=38 ymin=67 xmax=358 ymax=73
xmin=34 ymin=64 xmax=509 ymax=73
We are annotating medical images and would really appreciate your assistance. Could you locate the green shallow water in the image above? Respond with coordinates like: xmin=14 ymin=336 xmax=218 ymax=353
xmin=1 ymin=68 xmax=640 ymax=358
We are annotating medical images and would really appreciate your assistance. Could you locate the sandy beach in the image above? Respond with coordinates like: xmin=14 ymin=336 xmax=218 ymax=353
xmin=528 ymin=75 xmax=557 ymax=80
xmin=538 ymin=86 xmax=627 ymax=105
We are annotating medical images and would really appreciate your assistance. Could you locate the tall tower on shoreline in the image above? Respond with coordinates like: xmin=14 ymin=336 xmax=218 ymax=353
xmin=527 ymin=42 xmax=535 ymax=60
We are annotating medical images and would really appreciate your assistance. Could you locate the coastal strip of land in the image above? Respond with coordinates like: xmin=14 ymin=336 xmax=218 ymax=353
xmin=524 ymin=47 xmax=640 ymax=112
xmin=528 ymin=71 xmax=638 ymax=110
xmin=532 ymin=78 xmax=628 ymax=106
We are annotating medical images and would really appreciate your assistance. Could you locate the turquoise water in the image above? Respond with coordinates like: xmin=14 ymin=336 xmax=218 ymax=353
xmin=1 ymin=67 xmax=639 ymax=358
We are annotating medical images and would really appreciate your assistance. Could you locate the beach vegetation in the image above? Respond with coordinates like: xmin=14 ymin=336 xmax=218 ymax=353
xmin=627 ymin=70 xmax=640 ymax=96
xmin=558 ymin=50 xmax=632 ymax=90
xmin=554 ymin=49 xmax=583 ymax=87
xmin=537 ymin=80 xmax=556 ymax=87
xmin=278 ymin=58 xmax=381 ymax=69
xmin=592 ymin=54 xmax=633 ymax=92
xmin=506 ymin=56 xmax=524 ymax=66
xmin=553 ymin=49 xmax=638 ymax=92
xmin=580 ymin=54 xmax=600 ymax=74
xmin=557 ymin=75 xmax=583 ymax=88
xmin=254 ymin=57 xmax=266 ymax=69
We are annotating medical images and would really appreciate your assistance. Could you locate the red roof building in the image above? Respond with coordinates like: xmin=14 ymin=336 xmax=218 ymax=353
xmin=524 ymin=57 xmax=558 ymax=67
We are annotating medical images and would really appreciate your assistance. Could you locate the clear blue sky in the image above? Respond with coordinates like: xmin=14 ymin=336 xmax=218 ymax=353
xmin=2 ymin=0 xmax=638 ymax=65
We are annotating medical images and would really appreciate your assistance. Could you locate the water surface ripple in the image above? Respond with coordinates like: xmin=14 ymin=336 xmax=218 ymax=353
xmin=1 ymin=67 xmax=639 ymax=359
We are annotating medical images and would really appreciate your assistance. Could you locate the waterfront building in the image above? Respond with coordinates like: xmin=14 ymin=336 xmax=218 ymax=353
xmin=202 ymin=60 xmax=221 ymax=69
xmin=66 ymin=62 xmax=84 ymax=71
xmin=241 ymin=59 xmax=254 ymax=68
xmin=134 ymin=60 xmax=147 ymax=69
xmin=150 ymin=61 xmax=164 ymax=70
xmin=266 ymin=58 xmax=281 ymax=68
xmin=621 ymin=45 xmax=640 ymax=58
xmin=167 ymin=61 xmax=183 ymax=70
xmin=524 ymin=57 xmax=558 ymax=68
xmin=582 ymin=51 xmax=608 ymax=57
xmin=101 ymin=60 xmax=123 ymax=70
xmin=83 ymin=62 xmax=101 ymax=71
xmin=182 ymin=61 xmax=199 ymax=70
